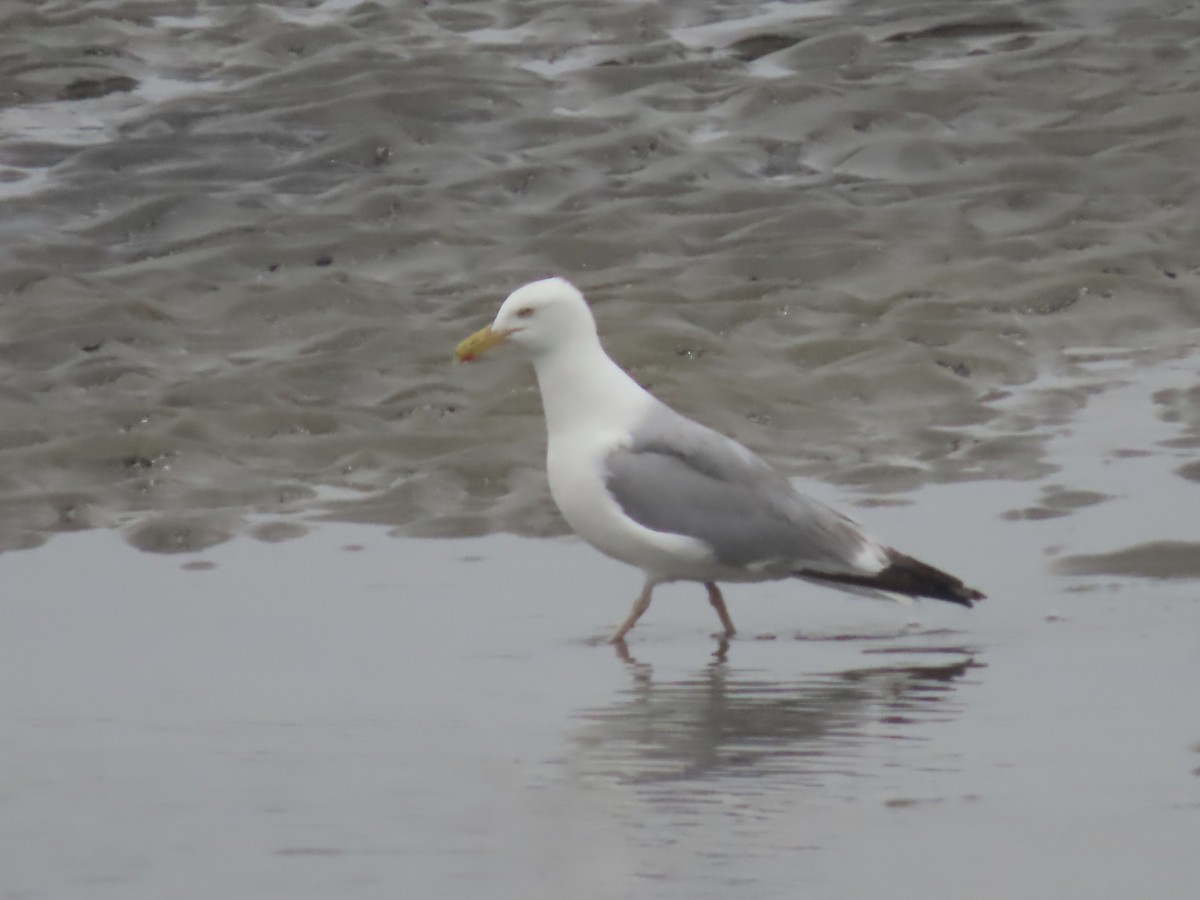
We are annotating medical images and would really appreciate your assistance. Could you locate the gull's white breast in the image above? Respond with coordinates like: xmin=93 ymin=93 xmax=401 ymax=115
xmin=546 ymin=425 xmax=714 ymax=581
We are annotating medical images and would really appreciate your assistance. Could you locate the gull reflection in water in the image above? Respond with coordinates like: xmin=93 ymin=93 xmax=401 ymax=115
xmin=571 ymin=638 xmax=980 ymax=786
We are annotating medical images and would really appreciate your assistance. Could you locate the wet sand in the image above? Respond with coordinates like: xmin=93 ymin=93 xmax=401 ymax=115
xmin=2 ymin=0 xmax=1199 ymax=550
xmin=2 ymin=0 xmax=1199 ymax=896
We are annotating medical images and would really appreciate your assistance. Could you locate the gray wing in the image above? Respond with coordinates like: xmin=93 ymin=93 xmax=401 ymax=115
xmin=604 ymin=403 xmax=875 ymax=573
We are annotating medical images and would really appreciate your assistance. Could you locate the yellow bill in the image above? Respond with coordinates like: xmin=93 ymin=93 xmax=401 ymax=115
xmin=454 ymin=325 xmax=511 ymax=363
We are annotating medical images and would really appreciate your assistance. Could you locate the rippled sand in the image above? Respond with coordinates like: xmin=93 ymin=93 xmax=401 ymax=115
xmin=1 ymin=0 xmax=1197 ymax=556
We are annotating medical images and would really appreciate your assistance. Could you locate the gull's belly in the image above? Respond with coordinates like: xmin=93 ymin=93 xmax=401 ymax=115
xmin=547 ymin=439 xmax=714 ymax=580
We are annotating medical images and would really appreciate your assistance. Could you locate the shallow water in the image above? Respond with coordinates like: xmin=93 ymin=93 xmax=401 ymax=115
xmin=4 ymin=381 xmax=1199 ymax=897
xmin=4 ymin=350 xmax=1200 ymax=898
xmin=2 ymin=0 xmax=1199 ymax=896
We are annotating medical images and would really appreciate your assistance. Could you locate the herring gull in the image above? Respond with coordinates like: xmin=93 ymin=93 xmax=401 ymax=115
xmin=455 ymin=277 xmax=984 ymax=643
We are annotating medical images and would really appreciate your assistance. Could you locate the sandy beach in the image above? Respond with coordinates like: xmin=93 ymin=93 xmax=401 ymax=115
xmin=1 ymin=1 xmax=1198 ymax=896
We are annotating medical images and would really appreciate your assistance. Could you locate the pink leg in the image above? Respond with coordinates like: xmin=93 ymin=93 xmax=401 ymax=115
xmin=610 ymin=580 xmax=654 ymax=644
xmin=705 ymin=582 xmax=736 ymax=637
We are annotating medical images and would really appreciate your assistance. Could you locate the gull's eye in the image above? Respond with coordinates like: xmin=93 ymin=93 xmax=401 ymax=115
xmin=515 ymin=307 xmax=535 ymax=319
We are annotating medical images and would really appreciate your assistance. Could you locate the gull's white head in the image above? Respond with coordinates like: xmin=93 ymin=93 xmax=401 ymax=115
xmin=455 ymin=277 xmax=598 ymax=363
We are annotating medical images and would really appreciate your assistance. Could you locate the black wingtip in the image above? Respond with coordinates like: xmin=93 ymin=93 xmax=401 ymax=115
xmin=882 ymin=550 xmax=985 ymax=607
xmin=798 ymin=550 xmax=985 ymax=608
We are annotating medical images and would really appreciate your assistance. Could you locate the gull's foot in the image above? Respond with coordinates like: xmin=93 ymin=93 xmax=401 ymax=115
xmin=611 ymin=638 xmax=635 ymax=663
xmin=711 ymin=638 xmax=730 ymax=663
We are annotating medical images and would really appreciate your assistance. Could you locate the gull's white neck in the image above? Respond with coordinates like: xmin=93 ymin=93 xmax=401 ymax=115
xmin=529 ymin=334 xmax=650 ymax=438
